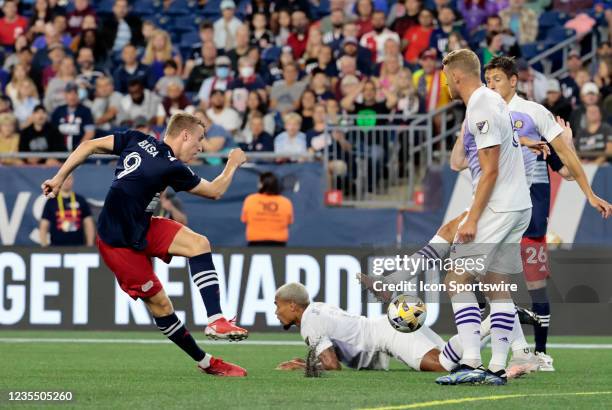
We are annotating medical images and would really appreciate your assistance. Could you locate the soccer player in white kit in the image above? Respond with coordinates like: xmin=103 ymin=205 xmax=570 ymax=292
xmin=436 ymin=49 xmax=533 ymax=386
xmin=274 ymin=283 xmax=464 ymax=373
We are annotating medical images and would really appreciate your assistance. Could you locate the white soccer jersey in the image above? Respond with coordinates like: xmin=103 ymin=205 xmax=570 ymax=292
xmin=508 ymin=94 xmax=563 ymax=186
xmin=300 ymin=302 xmax=389 ymax=370
xmin=462 ymin=86 xmax=531 ymax=212
xmin=300 ymin=302 xmax=444 ymax=370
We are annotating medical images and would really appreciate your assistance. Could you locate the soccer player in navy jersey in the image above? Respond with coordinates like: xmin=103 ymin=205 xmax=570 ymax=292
xmin=42 ymin=112 xmax=248 ymax=377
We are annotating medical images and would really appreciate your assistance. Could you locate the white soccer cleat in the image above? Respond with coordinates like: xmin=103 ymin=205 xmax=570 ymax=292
xmin=535 ymin=351 xmax=555 ymax=371
xmin=507 ymin=349 xmax=540 ymax=378
xmin=508 ymin=349 xmax=540 ymax=374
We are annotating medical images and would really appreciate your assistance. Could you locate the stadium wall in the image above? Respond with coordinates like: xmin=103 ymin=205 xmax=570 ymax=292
xmin=0 ymin=164 xmax=611 ymax=247
xmin=1 ymin=247 xmax=611 ymax=335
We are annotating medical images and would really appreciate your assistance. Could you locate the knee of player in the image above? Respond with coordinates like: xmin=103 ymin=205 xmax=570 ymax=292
xmin=150 ymin=296 xmax=174 ymax=316
xmin=189 ymin=234 xmax=211 ymax=256
xmin=437 ymin=223 xmax=454 ymax=242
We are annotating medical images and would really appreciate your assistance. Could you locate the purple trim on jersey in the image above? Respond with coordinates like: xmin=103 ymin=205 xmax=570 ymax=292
xmin=462 ymin=128 xmax=481 ymax=181
xmin=511 ymin=110 xmax=540 ymax=186
xmin=510 ymin=111 xmax=551 ymax=237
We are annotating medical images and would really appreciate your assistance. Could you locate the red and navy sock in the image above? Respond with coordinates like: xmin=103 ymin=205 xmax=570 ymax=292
xmin=154 ymin=313 xmax=206 ymax=362
xmin=529 ymin=287 xmax=550 ymax=353
xmin=189 ymin=252 xmax=223 ymax=320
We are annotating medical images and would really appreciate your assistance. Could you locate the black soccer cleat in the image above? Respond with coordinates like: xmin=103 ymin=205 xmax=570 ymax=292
xmin=516 ymin=306 xmax=542 ymax=327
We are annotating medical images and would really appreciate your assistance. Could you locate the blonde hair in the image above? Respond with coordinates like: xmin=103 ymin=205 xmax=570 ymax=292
xmin=165 ymin=112 xmax=205 ymax=137
xmin=275 ymin=282 xmax=310 ymax=307
xmin=142 ymin=29 xmax=173 ymax=65
xmin=17 ymin=79 xmax=39 ymax=100
xmin=0 ymin=112 xmax=17 ymax=127
xmin=0 ymin=113 xmax=18 ymax=138
xmin=442 ymin=48 xmax=481 ymax=78
xmin=283 ymin=112 xmax=302 ymax=126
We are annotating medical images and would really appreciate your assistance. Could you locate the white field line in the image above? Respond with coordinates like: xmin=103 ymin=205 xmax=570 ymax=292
xmin=0 ymin=338 xmax=304 ymax=345
xmin=0 ymin=338 xmax=611 ymax=349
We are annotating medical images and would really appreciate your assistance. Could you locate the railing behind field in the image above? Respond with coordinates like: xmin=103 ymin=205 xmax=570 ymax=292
xmin=323 ymin=101 xmax=463 ymax=208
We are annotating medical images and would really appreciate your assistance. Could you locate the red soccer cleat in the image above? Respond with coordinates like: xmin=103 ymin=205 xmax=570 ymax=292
xmin=205 ymin=317 xmax=249 ymax=341
xmin=198 ymin=357 xmax=247 ymax=377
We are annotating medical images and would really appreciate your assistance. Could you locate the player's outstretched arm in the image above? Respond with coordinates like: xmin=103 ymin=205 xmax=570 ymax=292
xmin=41 ymin=136 xmax=115 ymax=199
xmin=188 ymin=148 xmax=247 ymax=200
xmin=550 ymin=118 xmax=612 ymax=218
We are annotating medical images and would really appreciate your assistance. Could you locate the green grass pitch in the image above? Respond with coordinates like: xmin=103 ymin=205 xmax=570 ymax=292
xmin=1 ymin=331 xmax=611 ymax=409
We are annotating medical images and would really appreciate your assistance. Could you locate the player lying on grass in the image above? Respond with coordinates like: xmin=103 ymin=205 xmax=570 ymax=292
xmin=274 ymin=282 xmax=501 ymax=375
xmin=42 ymin=112 xmax=248 ymax=377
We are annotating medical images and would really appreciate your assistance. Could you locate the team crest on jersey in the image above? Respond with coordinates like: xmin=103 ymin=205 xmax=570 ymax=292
xmin=514 ymin=120 xmax=523 ymax=129
xmin=476 ymin=120 xmax=489 ymax=134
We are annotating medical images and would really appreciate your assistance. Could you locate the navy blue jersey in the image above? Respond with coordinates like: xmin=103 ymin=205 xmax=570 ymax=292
xmin=97 ymin=130 xmax=201 ymax=250
xmin=524 ymin=144 xmax=564 ymax=238
xmin=42 ymin=192 xmax=92 ymax=246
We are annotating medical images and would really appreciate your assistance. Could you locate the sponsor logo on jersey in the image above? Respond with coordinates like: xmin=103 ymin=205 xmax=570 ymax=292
xmin=476 ymin=120 xmax=489 ymax=134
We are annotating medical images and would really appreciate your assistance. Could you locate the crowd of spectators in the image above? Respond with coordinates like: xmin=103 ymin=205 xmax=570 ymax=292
xmin=0 ymin=0 xmax=610 ymax=170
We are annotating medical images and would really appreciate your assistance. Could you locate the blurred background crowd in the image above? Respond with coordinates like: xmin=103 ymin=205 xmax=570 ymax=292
xmin=0 ymin=0 xmax=610 ymax=168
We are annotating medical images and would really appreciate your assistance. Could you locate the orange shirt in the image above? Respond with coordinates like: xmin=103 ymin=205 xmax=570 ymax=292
xmin=241 ymin=193 xmax=294 ymax=243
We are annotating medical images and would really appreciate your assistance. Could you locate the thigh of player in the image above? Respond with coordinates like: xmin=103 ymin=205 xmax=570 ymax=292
xmin=155 ymin=218 xmax=213 ymax=258
xmin=387 ymin=325 xmax=445 ymax=371
xmin=97 ymin=236 xmax=163 ymax=300
xmin=521 ymin=236 xmax=550 ymax=287
xmin=486 ymin=208 xmax=532 ymax=277
xmin=145 ymin=216 xmax=211 ymax=260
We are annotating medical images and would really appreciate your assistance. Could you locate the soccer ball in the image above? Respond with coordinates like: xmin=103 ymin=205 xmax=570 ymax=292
xmin=387 ymin=294 xmax=427 ymax=333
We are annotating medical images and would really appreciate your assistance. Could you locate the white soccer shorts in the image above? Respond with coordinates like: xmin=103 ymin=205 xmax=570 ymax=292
xmin=374 ymin=317 xmax=445 ymax=371
xmin=450 ymin=206 xmax=532 ymax=276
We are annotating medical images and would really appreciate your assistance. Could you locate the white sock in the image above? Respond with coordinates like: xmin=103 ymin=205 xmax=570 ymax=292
xmin=208 ymin=313 xmax=223 ymax=323
xmin=383 ymin=236 xmax=451 ymax=285
xmin=451 ymin=292 xmax=481 ymax=368
xmin=489 ymin=300 xmax=515 ymax=373
xmin=428 ymin=234 xmax=451 ymax=258
xmin=480 ymin=314 xmax=491 ymax=337
xmin=199 ymin=353 xmax=213 ymax=368
xmin=510 ymin=312 xmax=530 ymax=353
xmin=439 ymin=334 xmax=464 ymax=371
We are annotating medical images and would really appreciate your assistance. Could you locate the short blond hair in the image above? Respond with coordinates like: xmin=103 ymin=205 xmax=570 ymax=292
xmin=165 ymin=112 xmax=205 ymax=137
xmin=275 ymin=282 xmax=310 ymax=307
xmin=283 ymin=112 xmax=302 ymax=126
xmin=442 ymin=49 xmax=481 ymax=78
xmin=0 ymin=112 xmax=17 ymax=127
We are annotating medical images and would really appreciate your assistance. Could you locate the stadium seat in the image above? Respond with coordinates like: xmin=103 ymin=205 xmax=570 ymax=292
xmin=181 ymin=31 xmax=201 ymax=48
xmin=539 ymin=11 xmax=562 ymax=30
xmin=133 ymin=0 xmax=159 ymax=17
xmin=165 ymin=0 xmax=192 ymax=16
xmin=544 ymin=27 xmax=575 ymax=45
xmin=179 ymin=31 xmax=200 ymax=59
xmin=170 ymin=15 xmax=202 ymax=33
xmin=520 ymin=43 xmax=546 ymax=61
xmin=95 ymin=0 xmax=114 ymax=15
